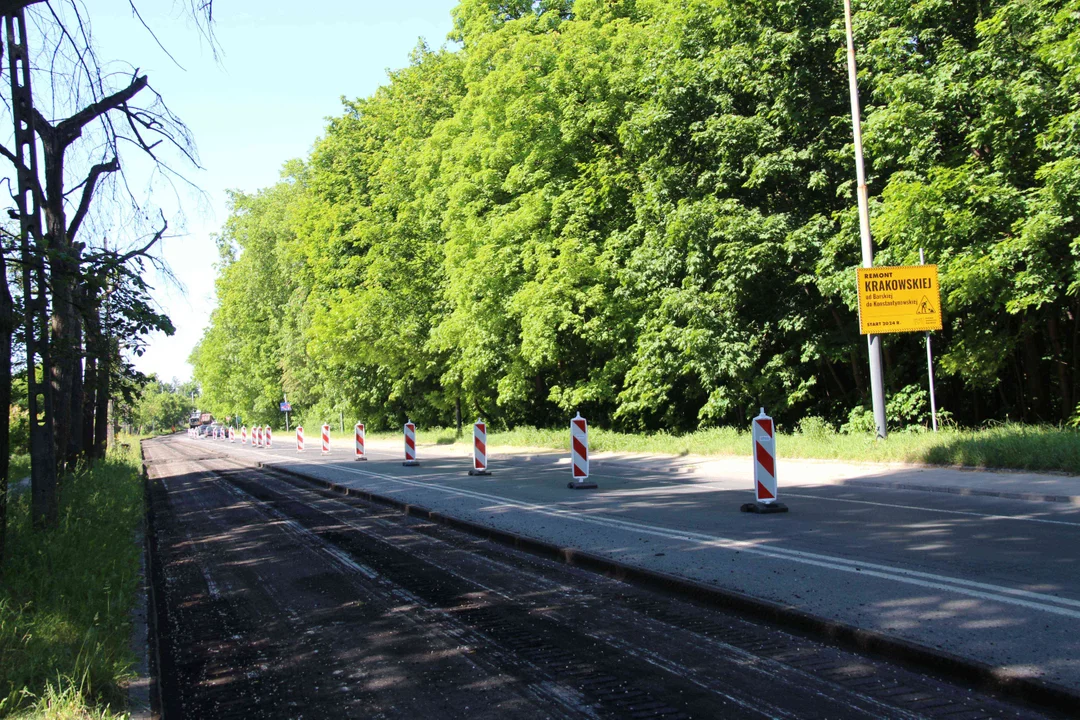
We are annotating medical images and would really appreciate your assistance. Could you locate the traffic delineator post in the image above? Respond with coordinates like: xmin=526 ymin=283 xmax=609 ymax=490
xmin=403 ymin=420 xmax=419 ymax=466
xmin=354 ymin=423 xmax=366 ymax=461
xmin=255 ymin=426 xmax=263 ymax=448
xmin=265 ymin=426 xmax=273 ymax=448
xmin=241 ymin=426 xmax=248 ymax=445
xmin=229 ymin=427 xmax=235 ymax=443
xmin=297 ymin=426 xmax=304 ymax=452
xmin=741 ymin=408 xmax=788 ymax=514
xmin=321 ymin=424 xmax=330 ymax=454
xmin=469 ymin=419 xmax=491 ymax=476
xmin=567 ymin=412 xmax=597 ymax=489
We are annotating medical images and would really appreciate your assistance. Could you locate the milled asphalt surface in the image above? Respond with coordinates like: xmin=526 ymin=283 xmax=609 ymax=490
xmin=181 ymin=431 xmax=1080 ymax=693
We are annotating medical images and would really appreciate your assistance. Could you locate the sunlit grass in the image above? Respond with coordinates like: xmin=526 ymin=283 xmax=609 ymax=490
xmin=1 ymin=445 xmax=143 ymax=718
xmin=320 ymin=423 xmax=1080 ymax=474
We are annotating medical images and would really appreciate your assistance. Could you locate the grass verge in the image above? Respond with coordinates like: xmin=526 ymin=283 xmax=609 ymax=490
xmin=1 ymin=443 xmax=144 ymax=719
xmin=312 ymin=422 xmax=1080 ymax=475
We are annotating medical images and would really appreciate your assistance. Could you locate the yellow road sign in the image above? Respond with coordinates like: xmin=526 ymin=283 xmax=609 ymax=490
xmin=856 ymin=265 xmax=942 ymax=334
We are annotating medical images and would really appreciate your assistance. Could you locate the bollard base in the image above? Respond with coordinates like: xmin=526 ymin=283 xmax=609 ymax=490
xmin=468 ymin=469 xmax=491 ymax=476
xmin=403 ymin=460 xmax=420 ymax=467
xmin=567 ymin=481 xmax=598 ymax=489
xmin=355 ymin=456 xmax=367 ymax=461
xmin=740 ymin=501 xmax=789 ymax=514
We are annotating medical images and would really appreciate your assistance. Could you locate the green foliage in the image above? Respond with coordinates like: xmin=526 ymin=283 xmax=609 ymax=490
xmin=797 ymin=415 xmax=835 ymax=439
xmin=0 ymin=446 xmax=142 ymax=718
xmin=7 ymin=407 xmax=28 ymax=457
xmin=194 ymin=0 xmax=1080 ymax=433
xmin=128 ymin=377 xmax=191 ymax=434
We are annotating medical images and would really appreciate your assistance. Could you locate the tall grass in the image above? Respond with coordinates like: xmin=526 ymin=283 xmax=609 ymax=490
xmin=326 ymin=423 xmax=1080 ymax=474
xmin=0 ymin=445 xmax=143 ymax=718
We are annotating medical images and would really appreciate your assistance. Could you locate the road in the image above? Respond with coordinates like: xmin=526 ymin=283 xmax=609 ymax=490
xmin=145 ymin=433 xmax=1078 ymax=717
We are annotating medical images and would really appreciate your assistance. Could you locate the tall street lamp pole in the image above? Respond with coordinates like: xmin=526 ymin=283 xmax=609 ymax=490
xmin=844 ymin=0 xmax=887 ymax=439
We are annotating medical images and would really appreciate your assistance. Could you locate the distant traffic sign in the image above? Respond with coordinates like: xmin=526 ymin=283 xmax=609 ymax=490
xmin=857 ymin=265 xmax=942 ymax=335
xmin=280 ymin=401 xmax=292 ymax=412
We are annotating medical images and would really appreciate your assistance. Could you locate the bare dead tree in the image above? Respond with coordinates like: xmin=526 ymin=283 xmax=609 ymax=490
xmin=1 ymin=0 xmax=213 ymax=531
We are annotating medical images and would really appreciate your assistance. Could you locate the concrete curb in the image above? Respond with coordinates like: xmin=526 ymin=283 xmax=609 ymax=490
xmin=260 ymin=460 xmax=1080 ymax=717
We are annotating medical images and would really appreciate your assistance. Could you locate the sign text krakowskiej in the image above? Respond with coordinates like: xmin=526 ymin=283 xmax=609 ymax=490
xmin=856 ymin=265 xmax=943 ymax=335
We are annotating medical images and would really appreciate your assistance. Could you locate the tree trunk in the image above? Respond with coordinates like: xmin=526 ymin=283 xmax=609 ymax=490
xmin=105 ymin=397 xmax=115 ymax=452
xmin=94 ymin=338 xmax=113 ymax=458
xmin=1023 ymin=327 xmax=1047 ymax=421
xmin=1046 ymin=315 xmax=1071 ymax=422
xmin=82 ymin=353 xmax=97 ymax=464
xmin=42 ymin=127 xmax=77 ymax=477
xmin=69 ymin=332 xmax=84 ymax=466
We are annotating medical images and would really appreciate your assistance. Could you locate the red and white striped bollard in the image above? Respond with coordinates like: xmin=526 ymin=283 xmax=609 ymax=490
xmin=469 ymin=419 xmax=490 ymax=475
xmin=741 ymin=408 xmax=788 ymax=514
xmin=229 ymin=427 xmax=235 ymax=443
xmin=354 ymin=423 xmax=366 ymax=461
xmin=568 ymin=412 xmax=596 ymax=489
xmin=321 ymin=424 xmax=330 ymax=454
xmin=403 ymin=420 xmax=418 ymax=466
xmin=265 ymin=426 xmax=273 ymax=448
xmin=241 ymin=426 xmax=248 ymax=445
xmin=296 ymin=425 xmax=304 ymax=452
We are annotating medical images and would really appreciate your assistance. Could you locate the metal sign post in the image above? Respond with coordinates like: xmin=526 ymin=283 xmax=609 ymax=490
xmin=281 ymin=395 xmax=292 ymax=432
xmin=920 ymin=249 xmax=939 ymax=431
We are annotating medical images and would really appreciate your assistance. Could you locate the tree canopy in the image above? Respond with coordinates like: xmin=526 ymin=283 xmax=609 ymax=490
xmin=193 ymin=0 xmax=1080 ymax=432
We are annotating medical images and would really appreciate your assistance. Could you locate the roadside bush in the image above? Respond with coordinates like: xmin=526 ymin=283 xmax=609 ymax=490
xmin=797 ymin=416 xmax=834 ymax=439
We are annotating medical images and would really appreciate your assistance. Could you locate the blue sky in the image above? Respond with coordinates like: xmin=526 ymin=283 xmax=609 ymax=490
xmin=83 ymin=0 xmax=459 ymax=382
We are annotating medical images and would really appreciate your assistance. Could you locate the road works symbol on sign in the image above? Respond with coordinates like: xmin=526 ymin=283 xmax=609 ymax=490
xmin=856 ymin=265 xmax=943 ymax=335
xmin=741 ymin=408 xmax=788 ymax=514
xmin=568 ymin=412 xmax=597 ymax=490
xmin=469 ymin=419 xmax=491 ymax=476
xmin=403 ymin=421 xmax=419 ymax=466
xmin=354 ymin=423 xmax=366 ymax=461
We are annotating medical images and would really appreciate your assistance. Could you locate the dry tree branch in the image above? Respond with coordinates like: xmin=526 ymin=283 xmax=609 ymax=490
xmin=67 ymin=156 xmax=118 ymax=240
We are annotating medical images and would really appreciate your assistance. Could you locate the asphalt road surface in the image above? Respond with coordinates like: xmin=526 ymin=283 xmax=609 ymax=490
xmin=174 ymin=430 xmax=1080 ymax=692
xmin=144 ymin=434 xmax=1071 ymax=718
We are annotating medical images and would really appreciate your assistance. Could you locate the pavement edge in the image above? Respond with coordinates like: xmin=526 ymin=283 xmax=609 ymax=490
xmin=260 ymin=460 xmax=1080 ymax=717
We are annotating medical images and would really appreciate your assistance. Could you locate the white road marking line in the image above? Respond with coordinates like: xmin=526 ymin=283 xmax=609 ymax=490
xmin=781 ymin=492 xmax=1080 ymax=527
